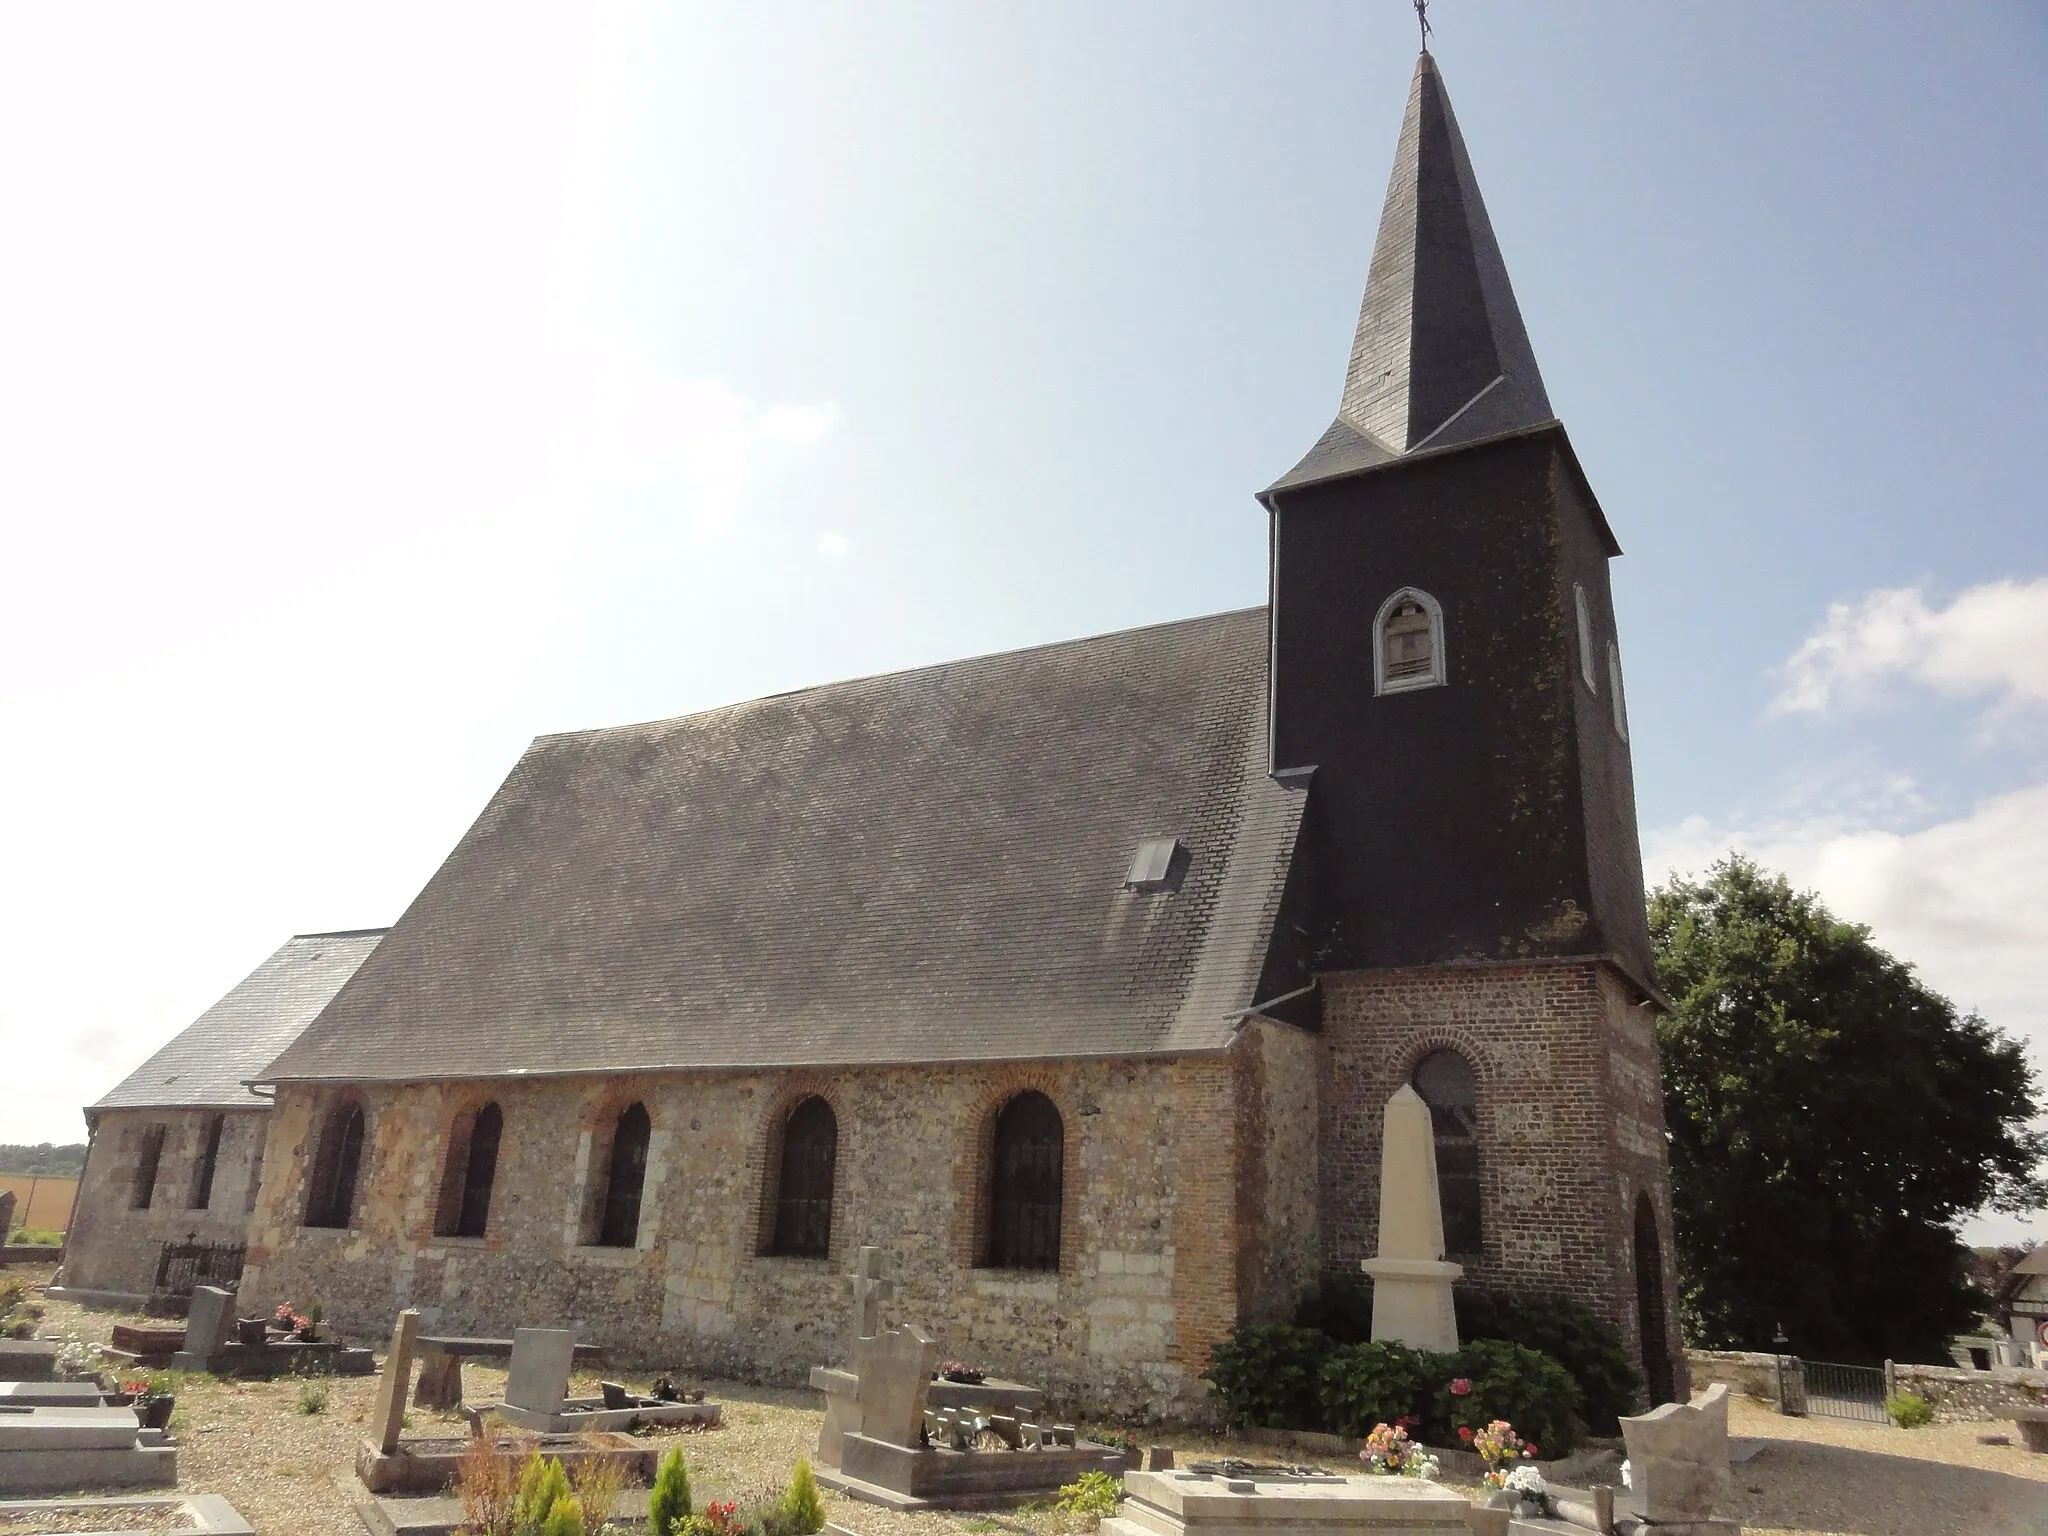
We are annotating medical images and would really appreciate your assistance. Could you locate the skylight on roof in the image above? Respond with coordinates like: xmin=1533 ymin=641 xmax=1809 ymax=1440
xmin=1125 ymin=837 xmax=1187 ymax=894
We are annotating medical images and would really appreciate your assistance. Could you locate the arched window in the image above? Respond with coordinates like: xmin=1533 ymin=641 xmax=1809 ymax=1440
xmin=597 ymin=1102 xmax=652 ymax=1249
xmin=1573 ymin=584 xmax=1597 ymax=690
xmin=434 ymin=1103 xmax=502 ymax=1238
xmin=1634 ymin=1192 xmax=1675 ymax=1405
xmin=305 ymin=1103 xmax=365 ymax=1229
xmin=1373 ymin=588 xmax=1446 ymax=694
xmin=131 ymin=1123 xmax=167 ymax=1210
xmin=988 ymin=1091 xmax=1064 ymax=1271
xmin=1412 ymin=1050 xmax=1482 ymax=1256
xmin=1607 ymin=642 xmax=1629 ymax=741
xmin=771 ymin=1097 xmax=837 ymax=1258
xmin=188 ymin=1113 xmax=224 ymax=1210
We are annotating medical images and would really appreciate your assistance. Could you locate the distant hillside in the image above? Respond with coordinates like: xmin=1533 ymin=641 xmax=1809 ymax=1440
xmin=0 ymin=1144 xmax=87 ymax=1178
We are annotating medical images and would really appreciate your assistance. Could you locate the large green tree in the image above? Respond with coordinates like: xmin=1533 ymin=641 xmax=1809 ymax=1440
xmin=1649 ymin=856 xmax=2043 ymax=1365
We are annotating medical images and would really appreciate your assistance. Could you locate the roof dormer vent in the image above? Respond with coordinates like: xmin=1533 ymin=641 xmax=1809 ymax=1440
xmin=1125 ymin=837 xmax=1189 ymax=894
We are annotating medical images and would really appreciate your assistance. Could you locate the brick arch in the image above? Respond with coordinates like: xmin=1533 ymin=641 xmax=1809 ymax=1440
xmin=751 ymin=1076 xmax=847 ymax=1260
xmin=951 ymin=1071 xmax=1081 ymax=1275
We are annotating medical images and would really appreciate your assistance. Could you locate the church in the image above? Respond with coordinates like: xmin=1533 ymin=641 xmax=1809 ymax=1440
xmin=64 ymin=48 xmax=1683 ymax=1418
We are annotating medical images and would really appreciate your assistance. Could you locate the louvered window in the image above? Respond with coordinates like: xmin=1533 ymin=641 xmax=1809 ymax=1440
xmin=132 ymin=1124 xmax=167 ymax=1210
xmin=598 ymin=1102 xmax=651 ymax=1248
xmin=188 ymin=1114 xmax=224 ymax=1210
xmin=988 ymin=1092 xmax=1063 ymax=1271
xmin=771 ymin=1097 xmax=837 ymax=1258
xmin=1374 ymin=588 xmax=1446 ymax=693
xmin=305 ymin=1104 xmax=365 ymax=1229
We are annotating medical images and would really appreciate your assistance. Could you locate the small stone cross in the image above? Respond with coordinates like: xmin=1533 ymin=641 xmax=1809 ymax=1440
xmin=848 ymin=1245 xmax=896 ymax=1342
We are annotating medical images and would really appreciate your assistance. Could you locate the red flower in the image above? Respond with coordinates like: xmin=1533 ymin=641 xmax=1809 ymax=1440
xmin=1458 ymin=1426 xmax=1475 ymax=1442
xmin=1449 ymin=1377 xmax=1473 ymax=1396
xmin=1523 ymin=1444 xmax=1538 ymax=1457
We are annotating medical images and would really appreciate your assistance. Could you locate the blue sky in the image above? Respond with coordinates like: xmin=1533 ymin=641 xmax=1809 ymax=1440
xmin=3 ymin=3 xmax=2044 ymax=1237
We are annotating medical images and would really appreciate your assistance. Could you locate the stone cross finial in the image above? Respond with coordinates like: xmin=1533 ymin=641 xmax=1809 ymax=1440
xmin=848 ymin=1245 xmax=895 ymax=1342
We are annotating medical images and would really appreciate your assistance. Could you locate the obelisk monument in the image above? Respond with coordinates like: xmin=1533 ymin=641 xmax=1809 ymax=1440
xmin=1360 ymin=1083 xmax=1463 ymax=1351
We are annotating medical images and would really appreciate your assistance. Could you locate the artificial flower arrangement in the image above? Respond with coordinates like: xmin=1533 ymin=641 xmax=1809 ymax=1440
xmin=1463 ymin=1418 xmax=1539 ymax=1487
xmin=1359 ymin=1419 xmax=1440 ymax=1480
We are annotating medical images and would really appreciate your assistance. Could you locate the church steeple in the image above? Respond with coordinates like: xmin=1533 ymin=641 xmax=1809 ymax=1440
xmin=1268 ymin=51 xmax=1554 ymax=494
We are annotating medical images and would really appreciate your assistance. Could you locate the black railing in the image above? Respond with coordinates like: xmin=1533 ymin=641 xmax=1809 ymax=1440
xmin=153 ymin=1240 xmax=245 ymax=1298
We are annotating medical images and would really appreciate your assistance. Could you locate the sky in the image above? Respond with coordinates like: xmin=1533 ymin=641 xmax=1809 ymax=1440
xmin=1 ymin=3 xmax=2044 ymax=1241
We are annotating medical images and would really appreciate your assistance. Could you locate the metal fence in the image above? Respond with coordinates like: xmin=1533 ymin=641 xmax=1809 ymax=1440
xmin=1799 ymin=1358 xmax=1888 ymax=1423
xmin=152 ymin=1240 xmax=245 ymax=1298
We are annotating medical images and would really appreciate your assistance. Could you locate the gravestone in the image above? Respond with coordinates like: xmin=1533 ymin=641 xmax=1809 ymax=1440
xmin=848 ymin=1245 xmax=895 ymax=1345
xmin=814 ymin=1247 xmax=897 ymax=1467
xmin=170 ymin=1286 xmax=238 ymax=1371
xmin=369 ymin=1309 xmax=420 ymax=1456
xmin=1620 ymin=1382 xmax=1736 ymax=1534
xmin=504 ymin=1328 xmax=576 ymax=1417
xmin=1359 ymin=1085 xmax=1462 ymax=1353
xmin=850 ymin=1324 xmax=937 ymax=1449
xmin=0 ymin=1192 xmax=15 ymax=1244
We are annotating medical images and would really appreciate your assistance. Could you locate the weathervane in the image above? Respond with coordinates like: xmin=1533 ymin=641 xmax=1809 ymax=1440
xmin=1414 ymin=0 xmax=1433 ymax=50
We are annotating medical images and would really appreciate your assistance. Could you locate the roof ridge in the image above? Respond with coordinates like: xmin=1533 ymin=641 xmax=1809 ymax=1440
xmin=533 ymin=605 xmax=1268 ymax=745
xmin=290 ymin=927 xmax=391 ymax=940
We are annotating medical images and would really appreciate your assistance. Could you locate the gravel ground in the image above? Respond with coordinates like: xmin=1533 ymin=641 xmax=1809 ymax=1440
xmin=17 ymin=1268 xmax=2048 ymax=1536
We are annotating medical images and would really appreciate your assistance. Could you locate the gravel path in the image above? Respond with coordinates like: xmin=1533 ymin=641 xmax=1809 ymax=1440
xmin=17 ymin=1269 xmax=2048 ymax=1536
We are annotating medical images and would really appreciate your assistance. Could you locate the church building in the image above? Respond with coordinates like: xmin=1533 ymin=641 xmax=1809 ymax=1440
xmin=116 ymin=50 xmax=1683 ymax=1417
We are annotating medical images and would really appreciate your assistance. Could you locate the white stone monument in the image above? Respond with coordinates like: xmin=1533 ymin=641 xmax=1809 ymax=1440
xmin=1359 ymin=1084 xmax=1462 ymax=1352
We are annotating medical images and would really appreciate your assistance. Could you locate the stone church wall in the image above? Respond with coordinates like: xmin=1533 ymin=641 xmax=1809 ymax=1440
xmin=62 ymin=1107 xmax=267 ymax=1302
xmin=241 ymin=1030 xmax=1312 ymax=1418
xmin=1316 ymin=958 xmax=1685 ymax=1403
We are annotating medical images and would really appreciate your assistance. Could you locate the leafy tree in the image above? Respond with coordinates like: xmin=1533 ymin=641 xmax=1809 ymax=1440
xmin=1650 ymin=856 xmax=2044 ymax=1365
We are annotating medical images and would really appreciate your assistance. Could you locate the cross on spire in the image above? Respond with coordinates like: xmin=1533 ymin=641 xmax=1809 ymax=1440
xmin=1414 ymin=0 xmax=1432 ymax=51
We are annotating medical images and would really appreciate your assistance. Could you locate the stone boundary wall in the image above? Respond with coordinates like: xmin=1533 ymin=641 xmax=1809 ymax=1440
xmin=1687 ymin=1348 xmax=2048 ymax=1424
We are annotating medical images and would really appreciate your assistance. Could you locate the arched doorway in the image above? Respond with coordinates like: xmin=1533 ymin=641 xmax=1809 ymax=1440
xmin=1635 ymin=1191 xmax=1676 ymax=1405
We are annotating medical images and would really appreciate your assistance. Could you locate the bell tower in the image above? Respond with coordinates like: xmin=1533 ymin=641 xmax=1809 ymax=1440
xmin=1262 ymin=49 xmax=1684 ymax=1404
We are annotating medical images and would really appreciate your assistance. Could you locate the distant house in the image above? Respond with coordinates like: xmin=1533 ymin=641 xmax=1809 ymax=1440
xmin=1987 ymin=1247 xmax=2048 ymax=1368
xmin=56 ymin=930 xmax=384 ymax=1307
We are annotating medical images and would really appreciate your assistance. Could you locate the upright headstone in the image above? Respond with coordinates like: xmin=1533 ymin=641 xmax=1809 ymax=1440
xmin=1359 ymin=1085 xmax=1462 ymax=1352
xmin=505 ymin=1328 xmax=577 ymax=1416
xmin=849 ymin=1324 xmax=937 ymax=1449
xmin=369 ymin=1309 xmax=421 ymax=1455
xmin=173 ymin=1286 xmax=237 ymax=1369
xmin=1620 ymin=1382 xmax=1735 ymax=1530
xmin=0 ymin=1191 xmax=16 ymax=1246
xmin=848 ymin=1246 xmax=895 ymax=1343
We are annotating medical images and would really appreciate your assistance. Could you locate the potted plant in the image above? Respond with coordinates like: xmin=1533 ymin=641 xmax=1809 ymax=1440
xmin=130 ymin=1372 xmax=176 ymax=1431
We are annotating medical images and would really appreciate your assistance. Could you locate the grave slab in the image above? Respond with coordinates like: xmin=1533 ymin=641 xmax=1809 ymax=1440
xmin=0 ymin=1341 xmax=58 ymax=1382
xmin=354 ymin=1430 xmax=657 ymax=1497
xmin=1103 ymin=1467 xmax=1470 ymax=1536
xmin=0 ymin=1492 xmax=250 ymax=1534
xmin=0 ymin=1408 xmax=145 ymax=1452
xmin=0 ymin=1382 xmax=104 ymax=1409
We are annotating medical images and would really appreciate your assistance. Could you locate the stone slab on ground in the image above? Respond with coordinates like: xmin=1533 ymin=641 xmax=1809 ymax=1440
xmin=0 ymin=1407 xmax=145 ymax=1451
xmin=1105 ymin=1467 xmax=1470 ymax=1536
xmin=351 ymin=1482 xmax=653 ymax=1535
xmin=822 ymin=1435 xmax=1128 ymax=1511
xmin=0 ymin=1441 xmax=177 ymax=1496
xmin=489 ymin=1395 xmax=721 ymax=1434
xmin=0 ymin=1491 xmax=252 ymax=1533
xmin=0 ymin=1340 xmax=57 ymax=1382
xmin=926 ymin=1378 xmax=1046 ymax=1417
xmin=0 ymin=1381 xmax=104 ymax=1408
xmin=355 ymin=1430 xmax=658 ymax=1497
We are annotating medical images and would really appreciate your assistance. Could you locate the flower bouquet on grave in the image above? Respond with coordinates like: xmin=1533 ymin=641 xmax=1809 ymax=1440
xmin=936 ymin=1359 xmax=985 ymax=1384
xmin=1360 ymin=1420 xmax=1439 ymax=1480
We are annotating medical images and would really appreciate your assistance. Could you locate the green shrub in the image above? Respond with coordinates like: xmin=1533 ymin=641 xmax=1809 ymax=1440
xmin=1203 ymin=1323 xmax=1334 ymax=1429
xmin=1457 ymin=1289 xmax=1641 ymax=1433
xmin=539 ymin=1494 xmax=584 ymax=1536
xmin=516 ymin=1456 xmax=573 ymax=1534
xmin=1317 ymin=1340 xmax=1434 ymax=1436
xmin=649 ymin=1445 xmax=693 ymax=1536
xmin=1885 ymin=1391 xmax=1934 ymax=1429
xmin=1433 ymin=1339 xmax=1582 ymax=1456
xmin=779 ymin=1457 xmax=826 ymax=1536
xmin=294 ymin=1380 xmax=330 ymax=1415
xmin=1054 ymin=1470 xmax=1124 ymax=1517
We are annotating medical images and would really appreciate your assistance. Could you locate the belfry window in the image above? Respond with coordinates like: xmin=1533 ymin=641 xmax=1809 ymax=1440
xmin=987 ymin=1091 xmax=1064 ymax=1271
xmin=305 ymin=1102 xmax=365 ymax=1229
xmin=1608 ymin=642 xmax=1630 ymax=741
xmin=1373 ymin=589 xmax=1446 ymax=694
xmin=1412 ymin=1050 xmax=1482 ymax=1256
xmin=597 ymin=1102 xmax=652 ymax=1248
xmin=434 ymin=1102 xmax=503 ymax=1239
xmin=771 ymin=1096 xmax=838 ymax=1258
xmin=1574 ymin=584 xmax=1597 ymax=690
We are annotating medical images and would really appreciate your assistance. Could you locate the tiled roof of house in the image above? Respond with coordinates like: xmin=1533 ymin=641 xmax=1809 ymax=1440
xmin=258 ymin=607 xmax=1306 ymax=1084
xmin=93 ymin=930 xmax=387 ymax=1110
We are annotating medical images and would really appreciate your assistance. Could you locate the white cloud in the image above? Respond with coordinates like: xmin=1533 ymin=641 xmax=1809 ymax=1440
xmin=1771 ymin=578 xmax=2048 ymax=717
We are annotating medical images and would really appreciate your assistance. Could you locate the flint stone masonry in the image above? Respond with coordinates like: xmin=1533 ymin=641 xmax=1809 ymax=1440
xmin=239 ymin=1028 xmax=1317 ymax=1418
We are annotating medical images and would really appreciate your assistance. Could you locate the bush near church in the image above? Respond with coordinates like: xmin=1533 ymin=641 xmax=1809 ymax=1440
xmin=1203 ymin=1323 xmax=1582 ymax=1455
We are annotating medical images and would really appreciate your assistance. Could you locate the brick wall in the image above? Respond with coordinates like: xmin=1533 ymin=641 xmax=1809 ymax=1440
xmin=241 ymin=1046 xmax=1281 ymax=1418
xmin=63 ymin=1108 xmax=266 ymax=1298
xmin=1317 ymin=959 xmax=1684 ymax=1403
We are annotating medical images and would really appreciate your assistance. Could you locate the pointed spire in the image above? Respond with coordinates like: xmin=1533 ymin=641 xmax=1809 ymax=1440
xmin=1268 ymin=52 xmax=1554 ymax=495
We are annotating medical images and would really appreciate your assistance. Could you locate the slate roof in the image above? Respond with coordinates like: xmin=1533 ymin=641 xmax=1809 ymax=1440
xmin=93 ymin=930 xmax=387 ymax=1111
xmin=259 ymin=608 xmax=1307 ymax=1085
xmin=1268 ymin=51 xmax=1555 ymax=496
